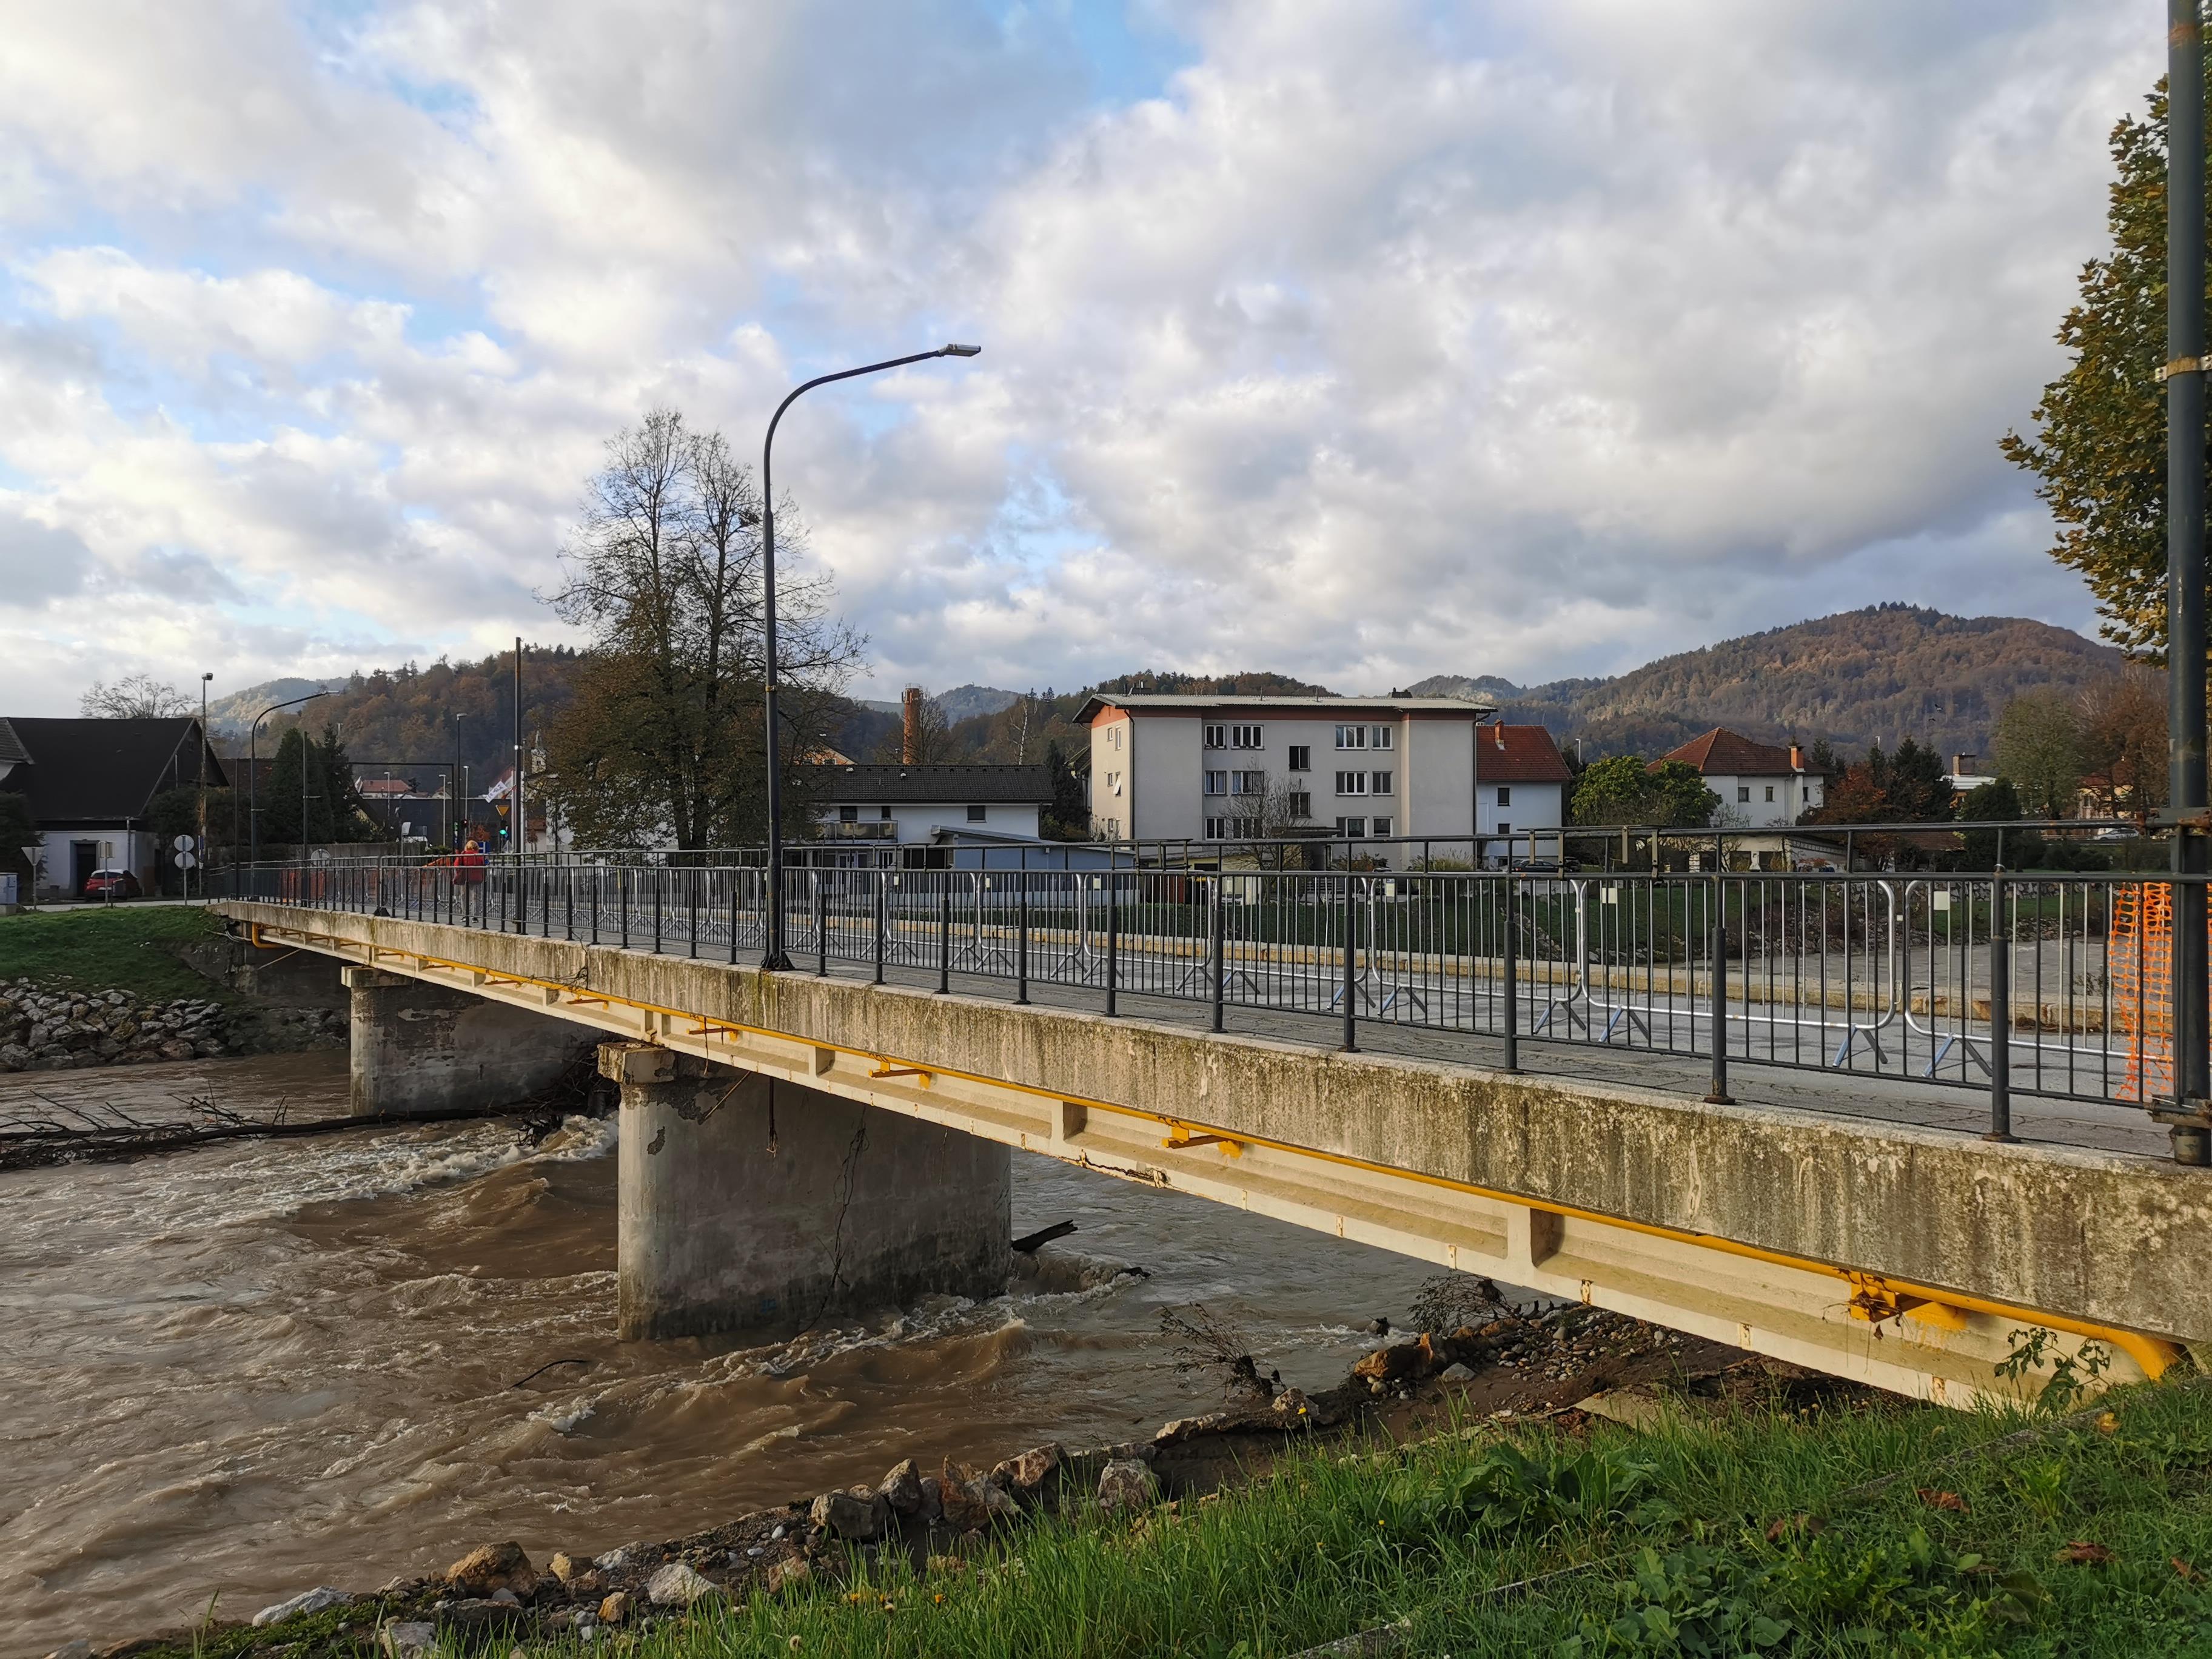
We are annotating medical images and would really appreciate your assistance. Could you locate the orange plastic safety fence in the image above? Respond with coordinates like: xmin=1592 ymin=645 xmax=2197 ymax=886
xmin=2110 ymin=882 xmax=2212 ymax=1102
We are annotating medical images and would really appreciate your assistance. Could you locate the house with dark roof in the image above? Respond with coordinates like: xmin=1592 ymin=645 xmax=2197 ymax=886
xmin=3 ymin=717 xmax=228 ymax=897
xmin=1654 ymin=728 xmax=1823 ymax=828
xmin=1471 ymin=723 xmax=1574 ymax=858
xmin=809 ymin=763 xmax=1054 ymax=863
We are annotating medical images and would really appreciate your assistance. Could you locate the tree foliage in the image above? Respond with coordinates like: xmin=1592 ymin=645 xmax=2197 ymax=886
xmin=543 ymin=409 xmax=861 ymax=848
xmin=259 ymin=724 xmax=374 ymax=845
xmin=80 ymin=674 xmax=192 ymax=718
xmin=1570 ymin=756 xmax=1719 ymax=828
xmin=2000 ymin=69 xmax=2212 ymax=660
xmin=1992 ymin=693 xmax=2083 ymax=817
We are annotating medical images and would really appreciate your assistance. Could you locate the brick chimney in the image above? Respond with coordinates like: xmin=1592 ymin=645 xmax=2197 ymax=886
xmin=902 ymin=686 xmax=923 ymax=765
xmin=1789 ymin=743 xmax=1805 ymax=771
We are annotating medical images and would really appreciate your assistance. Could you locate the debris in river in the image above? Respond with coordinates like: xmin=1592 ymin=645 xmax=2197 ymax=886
xmin=1011 ymin=1219 xmax=1078 ymax=1253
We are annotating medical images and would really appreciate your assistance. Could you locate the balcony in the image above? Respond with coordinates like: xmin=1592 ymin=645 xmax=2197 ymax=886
xmin=825 ymin=819 xmax=899 ymax=840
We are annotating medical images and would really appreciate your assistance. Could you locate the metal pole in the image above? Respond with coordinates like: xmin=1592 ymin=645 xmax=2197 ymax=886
xmin=1016 ymin=871 xmax=1030 ymax=1004
xmin=1987 ymin=870 xmax=2015 ymax=1142
xmin=1209 ymin=873 xmax=1225 ymax=1033
xmin=760 ymin=343 xmax=979 ymax=971
xmin=816 ymin=873 xmax=828 ymax=976
xmin=937 ymin=877 xmax=951 ymax=994
xmin=1704 ymin=871 xmax=1734 ymax=1104
xmin=1340 ymin=871 xmax=1358 ymax=1053
xmin=2171 ymin=0 xmax=2212 ymax=1136
xmin=1503 ymin=870 xmax=1520 ymax=1072
xmin=1105 ymin=871 xmax=1119 ymax=1017
xmin=512 ymin=635 xmax=525 ymax=857
xmin=873 ymin=873 xmax=885 ymax=985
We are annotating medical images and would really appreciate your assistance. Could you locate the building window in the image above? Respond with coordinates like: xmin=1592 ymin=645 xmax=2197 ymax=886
xmin=1287 ymin=744 xmax=1310 ymax=771
xmin=1335 ymin=725 xmax=1367 ymax=749
xmin=1230 ymin=723 xmax=1263 ymax=749
xmin=1370 ymin=725 xmax=1395 ymax=751
xmin=1765 ymin=785 xmax=1775 ymax=802
xmin=1106 ymin=770 xmax=1123 ymax=796
xmin=839 ymin=805 xmax=859 ymax=823
xmin=1204 ymin=770 xmax=1227 ymax=796
xmin=1737 ymin=785 xmax=1751 ymax=803
xmin=1205 ymin=815 xmax=1259 ymax=839
xmin=1336 ymin=816 xmax=1368 ymax=837
xmin=1287 ymin=790 xmax=1311 ymax=819
xmin=1230 ymin=768 xmax=1265 ymax=794
xmin=967 ymin=804 xmax=987 ymax=822
xmin=1335 ymin=771 xmax=1368 ymax=796
xmin=1370 ymin=770 xmax=1393 ymax=796
xmin=1496 ymin=785 xmax=1511 ymax=807
xmin=879 ymin=804 xmax=893 ymax=820
xmin=1204 ymin=723 xmax=1226 ymax=749
xmin=1496 ymin=821 xmax=1510 ymax=836
xmin=1372 ymin=816 xmax=1393 ymax=837
xmin=1113 ymin=726 xmax=1123 ymax=749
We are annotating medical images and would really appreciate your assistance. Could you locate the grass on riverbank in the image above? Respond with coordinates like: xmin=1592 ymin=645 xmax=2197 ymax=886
xmin=0 ymin=905 xmax=229 ymax=1002
xmin=605 ymin=1376 xmax=2212 ymax=1658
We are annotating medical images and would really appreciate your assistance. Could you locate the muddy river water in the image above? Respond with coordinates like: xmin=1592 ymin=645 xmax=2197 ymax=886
xmin=1 ymin=1053 xmax=1444 ymax=1654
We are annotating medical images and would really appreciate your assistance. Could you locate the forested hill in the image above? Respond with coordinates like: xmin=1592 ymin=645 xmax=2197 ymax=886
xmin=216 ymin=609 xmax=2117 ymax=785
xmin=228 ymin=650 xmax=593 ymax=783
xmin=1410 ymin=606 xmax=2125 ymax=760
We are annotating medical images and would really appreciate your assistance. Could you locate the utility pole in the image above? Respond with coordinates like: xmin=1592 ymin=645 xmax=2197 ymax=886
xmin=2169 ymin=0 xmax=2211 ymax=1162
xmin=512 ymin=636 xmax=525 ymax=856
xmin=198 ymin=672 xmax=212 ymax=898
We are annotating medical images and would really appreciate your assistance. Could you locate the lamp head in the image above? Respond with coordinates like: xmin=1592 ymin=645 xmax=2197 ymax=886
xmin=940 ymin=343 xmax=982 ymax=358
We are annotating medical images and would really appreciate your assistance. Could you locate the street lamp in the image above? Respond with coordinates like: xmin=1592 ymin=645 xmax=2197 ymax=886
xmin=759 ymin=341 xmax=982 ymax=970
xmin=249 ymin=691 xmax=329 ymax=865
xmin=198 ymin=671 xmax=212 ymax=899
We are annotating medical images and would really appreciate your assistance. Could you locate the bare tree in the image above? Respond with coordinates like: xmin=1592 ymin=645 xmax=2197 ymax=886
xmin=80 ymin=674 xmax=192 ymax=719
xmin=870 ymin=693 xmax=956 ymax=764
xmin=544 ymin=409 xmax=863 ymax=848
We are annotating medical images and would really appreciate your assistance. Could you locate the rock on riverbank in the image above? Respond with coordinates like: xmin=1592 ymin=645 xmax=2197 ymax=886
xmin=0 ymin=981 xmax=344 ymax=1072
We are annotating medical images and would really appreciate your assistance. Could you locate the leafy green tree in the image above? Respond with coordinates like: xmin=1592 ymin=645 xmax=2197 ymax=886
xmin=1570 ymin=755 xmax=1718 ymax=828
xmin=1958 ymin=778 xmax=2035 ymax=868
xmin=1646 ymin=760 xmax=1721 ymax=828
xmin=1570 ymin=755 xmax=1657 ymax=826
xmin=1994 ymin=693 xmax=2084 ymax=817
xmin=2000 ymin=68 xmax=2212 ymax=660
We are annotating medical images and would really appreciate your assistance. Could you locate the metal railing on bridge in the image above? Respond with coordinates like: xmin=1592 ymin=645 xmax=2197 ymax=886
xmin=215 ymin=849 xmax=2212 ymax=1142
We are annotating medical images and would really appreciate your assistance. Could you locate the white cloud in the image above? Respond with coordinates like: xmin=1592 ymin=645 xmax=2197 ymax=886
xmin=0 ymin=0 xmax=2165 ymax=712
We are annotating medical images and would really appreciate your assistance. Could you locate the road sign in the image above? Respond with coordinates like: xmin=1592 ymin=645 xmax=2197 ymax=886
xmin=173 ymin=834 xmax=197 ymax=853
xmin=18 ymin=846 xmax=38 ymax=868
xmin=175 ymin=851 xmax=198 ymax=871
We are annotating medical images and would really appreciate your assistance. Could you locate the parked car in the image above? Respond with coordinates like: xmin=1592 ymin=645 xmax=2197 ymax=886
xmin=1506 ymin=856 xmax=1582 ymax=874
xmin=81 ymin=868 xmax=142 ymax=900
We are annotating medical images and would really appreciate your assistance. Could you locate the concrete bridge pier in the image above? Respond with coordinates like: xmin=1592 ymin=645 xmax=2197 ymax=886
xmin=344 ymin=966 xmax=591 ymax=1117
xmin=604 ymin=1042 xmax=1011 ymax=1341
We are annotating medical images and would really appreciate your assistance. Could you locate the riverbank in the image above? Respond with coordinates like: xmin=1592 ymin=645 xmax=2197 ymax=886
xmin=0 ymin=908 xmax=345 ymax=1074
xmin=77 ymin=1293 xmax=1862 ymax=1659
xmin=99 ymin=1353 xmax=2212 ymax=1658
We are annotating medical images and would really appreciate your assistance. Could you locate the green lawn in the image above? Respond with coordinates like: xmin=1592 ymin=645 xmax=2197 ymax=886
xmin=644 ymin=1376 xmax=2212 ymax=1658
xmin=0 ymin=905 xmax=232 ymax=1002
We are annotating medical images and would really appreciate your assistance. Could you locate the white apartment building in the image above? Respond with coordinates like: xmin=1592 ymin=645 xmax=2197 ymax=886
xmin=1079 ymin=693 xmax=1580 ymax=854
xmin=1657 ymin=728 xmax=1825 ymax=828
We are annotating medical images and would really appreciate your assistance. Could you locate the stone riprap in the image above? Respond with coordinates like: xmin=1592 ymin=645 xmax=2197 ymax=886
xmin=0 ymin=984 xmax=230 ymax=1071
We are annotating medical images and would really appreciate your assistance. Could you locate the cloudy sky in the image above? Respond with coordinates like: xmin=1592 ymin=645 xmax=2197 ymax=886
xmin=0 ymin=1 xmax=2166 ymax=712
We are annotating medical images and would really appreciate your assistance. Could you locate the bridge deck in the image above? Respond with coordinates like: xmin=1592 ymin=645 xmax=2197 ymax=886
xmin=218 ymin=900 xmax=2211 ymax=1407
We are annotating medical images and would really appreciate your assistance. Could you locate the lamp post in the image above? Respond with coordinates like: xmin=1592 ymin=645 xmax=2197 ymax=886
xmin=2170 ymin=0 xmax=2211 ymax=1160
xmin=249 ymin=690 xmax=329 ymax=865
xmin=198 ymin=672 xmax=212 ymax=899
xmin=759 ymin=341 xmax=981 ymax=969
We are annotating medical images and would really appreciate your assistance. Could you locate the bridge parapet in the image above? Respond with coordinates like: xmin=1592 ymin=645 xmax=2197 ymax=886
xmin=220 ymin=900 xmax=2209 ymax=1406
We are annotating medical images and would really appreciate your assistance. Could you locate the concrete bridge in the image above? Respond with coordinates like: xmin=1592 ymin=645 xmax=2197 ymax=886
xmin=216 ymin=896 xmax=2210 ymax=1407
